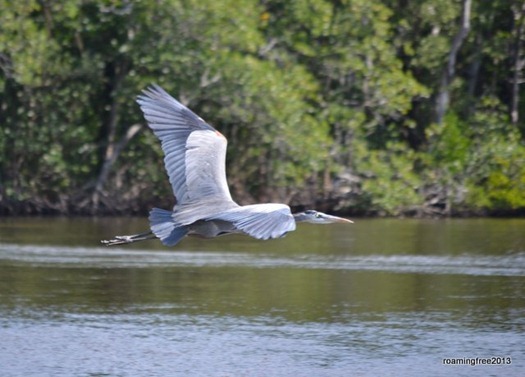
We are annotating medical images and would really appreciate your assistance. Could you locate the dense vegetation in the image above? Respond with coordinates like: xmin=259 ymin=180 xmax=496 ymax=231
xmin=1 ymin=0 xmax=525 ymax=216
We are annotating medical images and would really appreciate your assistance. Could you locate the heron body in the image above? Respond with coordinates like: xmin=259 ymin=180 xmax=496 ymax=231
xmin=102 ymin=85 xmax=352 ymax=247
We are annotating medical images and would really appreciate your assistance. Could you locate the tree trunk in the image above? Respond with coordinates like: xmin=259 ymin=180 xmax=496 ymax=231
xmin=510 ymin=2 xmax=525 ymax=125
xmin=435 ymin=0 xmax=472 ymax=125
xmin=90 ymin=60 xmax=134 ymax=213
xmin=91 ymin=123 xmax=142 ymax=208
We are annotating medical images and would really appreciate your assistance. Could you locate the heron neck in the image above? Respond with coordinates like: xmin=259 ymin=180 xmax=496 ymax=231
xmin=292 ymin=212 xmax=308 ymax=223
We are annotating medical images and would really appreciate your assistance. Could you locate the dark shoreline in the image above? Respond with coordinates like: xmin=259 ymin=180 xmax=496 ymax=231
xmin=2 ymin=203 xmax=525 ymax=218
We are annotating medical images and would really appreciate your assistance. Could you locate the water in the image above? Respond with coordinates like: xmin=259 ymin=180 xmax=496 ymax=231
xmin=0 ymin=217 xmax=524 ymax=376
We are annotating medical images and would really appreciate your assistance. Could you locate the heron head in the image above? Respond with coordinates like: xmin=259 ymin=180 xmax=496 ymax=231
xmin=294 ymin=210 xmax=353 ymax=224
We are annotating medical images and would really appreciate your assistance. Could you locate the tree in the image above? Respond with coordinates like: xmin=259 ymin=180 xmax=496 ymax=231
xmin=1 ymin=0 xmax=525 ymax=216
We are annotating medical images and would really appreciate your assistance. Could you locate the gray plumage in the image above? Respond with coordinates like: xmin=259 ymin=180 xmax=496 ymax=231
xmin=102 ymin=85 xmax=352 ymax=247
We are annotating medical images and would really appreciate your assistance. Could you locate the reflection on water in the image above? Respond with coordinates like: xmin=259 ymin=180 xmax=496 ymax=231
xmin=0 ymin=217 xmax=524 ymax=376
xmin=2 ymin=243 xmax=525 ymax=276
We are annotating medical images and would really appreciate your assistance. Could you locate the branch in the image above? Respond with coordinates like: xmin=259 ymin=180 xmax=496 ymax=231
xmin=435 ymin=0 xmax=472 ymax=125
xmin=510 ymin=1 xmax=525 ymax=124
xmin=446 ymin=0 xmax=471 ymax=79
xmin=91 ymin=123 xmax=143 ymax=212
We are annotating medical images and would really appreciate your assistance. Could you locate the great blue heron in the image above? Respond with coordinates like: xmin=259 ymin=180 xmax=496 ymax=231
xmin=102 ymin=85 xmax=352 ymax=246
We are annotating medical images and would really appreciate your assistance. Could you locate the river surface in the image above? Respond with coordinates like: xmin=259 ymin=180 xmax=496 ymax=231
xmin=0 ymin=217 xmax=524 ymax=376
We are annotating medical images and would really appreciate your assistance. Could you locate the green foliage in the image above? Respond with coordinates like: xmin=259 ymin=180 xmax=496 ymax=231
xmin=462 ymin=98 xmax=525 ymax=211
xmin=427 ymin=113 xmax=471 ymax=174
xmin=353 ymin=141 xmax=422 ymax=215
xmin=468 ymin=157 xmax=525 ymax=210
xmin=0 ymin=0 xmax=524 ymax=215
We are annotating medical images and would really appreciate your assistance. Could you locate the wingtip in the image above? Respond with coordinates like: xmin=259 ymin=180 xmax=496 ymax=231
xmin=137 ymin=84 xmax=186 ymax=109
xmin=138 ymin=83 xmax=163 ymax=100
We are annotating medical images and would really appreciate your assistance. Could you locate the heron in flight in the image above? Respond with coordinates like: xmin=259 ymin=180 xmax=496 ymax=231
xmin=102 ymin=85 xmax=352 ymax=246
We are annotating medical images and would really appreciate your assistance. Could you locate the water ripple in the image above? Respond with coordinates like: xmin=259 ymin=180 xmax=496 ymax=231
xmin=1 ymin=243 xmax=524 ymax=276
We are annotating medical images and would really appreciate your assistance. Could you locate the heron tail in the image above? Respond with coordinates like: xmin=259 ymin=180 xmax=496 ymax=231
xmin=149 ymin=208 xmax=188 ymax=246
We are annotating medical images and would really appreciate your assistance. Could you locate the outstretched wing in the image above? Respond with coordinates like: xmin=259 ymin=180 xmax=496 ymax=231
xmin=137 ymin=85 xmax=233 ymax=204
xmin=208 ymin=203 xmax=296 ymax=240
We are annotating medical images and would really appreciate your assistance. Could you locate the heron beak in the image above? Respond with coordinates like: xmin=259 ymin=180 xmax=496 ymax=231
xmin=324 ymin=214 xmax=354 ymax=224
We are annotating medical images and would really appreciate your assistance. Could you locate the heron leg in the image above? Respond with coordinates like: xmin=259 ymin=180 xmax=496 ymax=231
xmin=101 ymin=231 xmax=156 ymax=246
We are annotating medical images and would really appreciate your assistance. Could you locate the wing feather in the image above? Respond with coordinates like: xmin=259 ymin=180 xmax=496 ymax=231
xmin=208 ymin=203 xmax=296 ymax=240
xmin=137 ymin=85 xmax=233 ymax=204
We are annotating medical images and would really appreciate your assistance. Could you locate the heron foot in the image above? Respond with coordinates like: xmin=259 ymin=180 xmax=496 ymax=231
xmin=101 ymin=235 xmax=133 ymax=246
xmin=101 ymin=231 xmax=155 ymax=246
